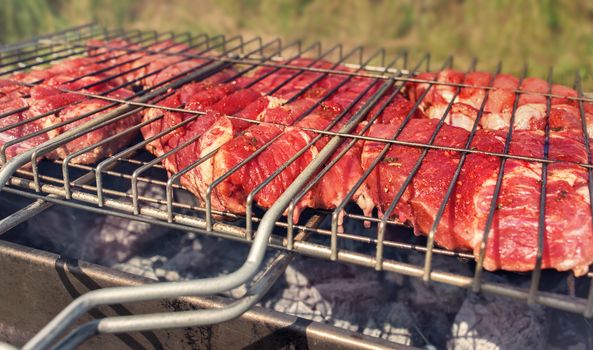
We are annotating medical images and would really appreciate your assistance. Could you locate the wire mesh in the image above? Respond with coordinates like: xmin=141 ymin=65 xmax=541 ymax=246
xmin=0 ymin=24 xmax=592 ymax=317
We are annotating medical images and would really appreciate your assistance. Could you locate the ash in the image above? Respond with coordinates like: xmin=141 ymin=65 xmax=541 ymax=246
xmin=2 ymin=187 xmax=593 ymax=349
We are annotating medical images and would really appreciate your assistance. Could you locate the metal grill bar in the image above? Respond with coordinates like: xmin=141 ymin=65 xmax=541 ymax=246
xmin=575 ymin=73 xmax=593 ymax=318
xmin=14 ymin=154 xmax=480 ymax=260
xmin=20 ymin=32 xmax=224 ymax=138
xmin=71 ymin=39 xmax=340 ymax=220
xmin=0 ymin=29 xmax=136 ymax=124
xmin=0 ymin=24 xmax=100 ymax=55
xmin=60 ymin=31 xmax=593 ymax=103
xmin=472 ymin=65 xmax=529 ymax=292
xmin=0 ymin=36 xmax=103 ymax=76
xmin=81 ymin=31 xmax=193 ymax=77
xmin=54 ymin=248 xmax=298 ymax=350
xmin=51 ymin=48 xmax=590 ymax=103
xmin=0 ymin=28 xmax=167 ymax=73
xmin=3 ymin=178 xmax=589 ymax=313
xmin=0 ymin=30 xmax=140 ymax=120
xmin=2 ymin=28 xmax=588 ymax=270
xmin=379 ymin=59 xmax=478 ymax=277
xmin=3 ymin=54 xmax=592 ymax=165
xmin=527 ymin=67 xmax=554 ymax=304
xmin=30 ymin=71 xmax=228 ymax=194
xmin=420 ymin=61 xmax=502 ymax=280
xmin=0 ymin=23 xmax=97 ymax=52
xmin=57 ymin=35 xmax=263 ymax=208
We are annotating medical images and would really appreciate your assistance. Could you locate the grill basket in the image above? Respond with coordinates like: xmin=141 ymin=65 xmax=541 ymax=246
xmin=0 ymin=24 xmax=592 ymax=349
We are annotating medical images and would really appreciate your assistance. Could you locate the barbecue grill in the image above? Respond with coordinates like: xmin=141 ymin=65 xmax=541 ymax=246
xmin=0 ymin=24 xmax=592 ymax=349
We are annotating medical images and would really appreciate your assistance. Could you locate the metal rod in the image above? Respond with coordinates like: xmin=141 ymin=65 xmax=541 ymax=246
xmin=7 ymin=36 xmax=234 ymax=166
xmin=0 ymin=27 xmax=106 ymax=68
xmin=472 ymin=65 xmax=529 ymax=292
xmin=375 ymin=59 xmax=473 ymax=279
xmin=6 ymin=30 xmax=591 ymax=105
xmin=574 ymin=72 xmax=593 ymax=318
xmin=71 ymin=48 xmax=593 ymax=103
xmin=421 ymin=62 xmax=501 ymax=280
xmin=62 ymin=109 xmax=166 ymax=199
xmin=0 ymin=199 xmax=51 ymax=235
xmin=527 ymin=67 xmax=554 ymax=304
xmin=51 ymin=321 xmax=99 ymax=350
xmin=52 ymin=250 xmax=295 ymax=350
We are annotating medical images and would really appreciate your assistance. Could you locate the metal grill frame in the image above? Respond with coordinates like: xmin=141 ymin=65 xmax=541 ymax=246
xmin=0 ymin=24 xmax=593 ymax=349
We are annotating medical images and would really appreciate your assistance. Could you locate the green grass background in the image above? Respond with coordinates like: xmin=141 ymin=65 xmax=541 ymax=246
xmin=1 ymin=0 xmax=592 ymax=88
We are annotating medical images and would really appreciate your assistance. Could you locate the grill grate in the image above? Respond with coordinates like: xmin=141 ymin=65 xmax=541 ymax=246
xmin=1 ymin=24 xmax=593 ymax=347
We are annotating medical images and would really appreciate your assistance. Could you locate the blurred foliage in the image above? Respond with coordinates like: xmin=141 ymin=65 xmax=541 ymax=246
xmin=1 ymin=0 xmax=593 ymax=87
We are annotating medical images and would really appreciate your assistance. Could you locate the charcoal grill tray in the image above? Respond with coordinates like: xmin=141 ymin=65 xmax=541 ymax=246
xmin=0 ymin=239 xmax=409 ymax=350
xmin=0 ymin=24 xmax=593 ymax=349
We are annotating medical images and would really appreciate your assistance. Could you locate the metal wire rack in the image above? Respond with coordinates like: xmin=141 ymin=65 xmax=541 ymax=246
xmin=1 ymin=24 xmax=593 ymax=349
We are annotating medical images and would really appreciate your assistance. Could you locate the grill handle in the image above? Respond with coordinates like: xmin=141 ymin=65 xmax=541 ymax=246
xmin=52 ymin=250 xmax=294 ymax=350
xmin=22 ymin=78 xmax=395 ymax=350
